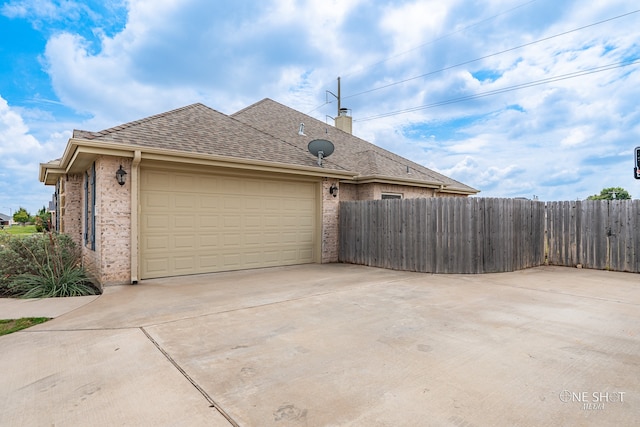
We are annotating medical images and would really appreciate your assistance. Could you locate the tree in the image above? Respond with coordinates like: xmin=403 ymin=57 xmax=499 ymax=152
xmin=587 ymin=187 xmax=631 ymax=200
xmin=35 ymin=206 xmax=51 ymax=232
xmin=13 ymin=207 xmax=30 ymax=225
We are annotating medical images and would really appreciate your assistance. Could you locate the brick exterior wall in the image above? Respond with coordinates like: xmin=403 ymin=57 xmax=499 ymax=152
xmin=321 ymin=178 xmax=340 ymax=263
xmin=340 ymin=182 xmax=439 ymax=201
xmin=60 ymin=174 xmax=83 ymax=247
xmin=60 ymin=156 xmax=132 ymax=288
xmin=93 ymin=156 xmax=132 ymax=286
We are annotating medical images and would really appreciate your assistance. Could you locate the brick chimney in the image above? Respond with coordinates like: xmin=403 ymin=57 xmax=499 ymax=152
xmin=334 ymin=107 xmax=352 ymax=134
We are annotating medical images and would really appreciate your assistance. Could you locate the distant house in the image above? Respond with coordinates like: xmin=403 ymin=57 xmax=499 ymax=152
xmin=0 ymin=213 xmax=10 ymax=227
xmin=39 ymin=98 xmax=478 ymax=287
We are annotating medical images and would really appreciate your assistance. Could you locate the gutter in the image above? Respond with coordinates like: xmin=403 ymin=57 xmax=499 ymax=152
xmin=130 ymin=150 xmax=141 ymax=285
xmin=40 ymin=138 xmax=359 ymax=184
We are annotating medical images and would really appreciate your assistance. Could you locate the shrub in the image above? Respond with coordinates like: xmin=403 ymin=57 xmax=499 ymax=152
xmin=0 ymin=233 xmax=99 ymax=298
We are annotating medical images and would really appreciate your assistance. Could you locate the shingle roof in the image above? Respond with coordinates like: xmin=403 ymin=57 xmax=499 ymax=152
xmin=73 ymin=103 xmax=347 ymax=171
xmin=232 ymin=98 xmax=478 ymax=193
xmin=71 ymin=99 xmax=477 ymax=193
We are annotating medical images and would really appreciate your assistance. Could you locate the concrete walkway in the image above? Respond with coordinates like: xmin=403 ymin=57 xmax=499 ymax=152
xmin=0 ymin=264 xmax=638 ymax=426
xmin=0 ymin=294 xmax=99 ymax=319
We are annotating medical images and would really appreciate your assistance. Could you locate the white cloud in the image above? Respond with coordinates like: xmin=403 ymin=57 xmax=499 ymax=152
xmin=2 ymin=0 xmax=638 ymax=204
xmin=380 ymin=0 xmax=451 ymax=54
xmin=0 ymin=95 xmax=65 ymax=214
xmin=560 ymin=127 xmax=589 ymax=147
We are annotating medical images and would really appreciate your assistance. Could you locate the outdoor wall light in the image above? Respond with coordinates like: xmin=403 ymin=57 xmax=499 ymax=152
xmin=329 ymin=184 xmax=338 ymax=197
xmin=116 ymin=165 xmax=127 ymax=186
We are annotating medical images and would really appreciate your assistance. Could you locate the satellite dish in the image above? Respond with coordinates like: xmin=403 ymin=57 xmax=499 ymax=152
xmin=308 ymin=139 xmax=334 ymax=167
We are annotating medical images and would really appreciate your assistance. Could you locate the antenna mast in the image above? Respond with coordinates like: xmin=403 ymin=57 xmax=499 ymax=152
xmin=337 ymin=77 xmax=341 ymax=115
xmin=326 ymin=77 xmax=342 ymax=116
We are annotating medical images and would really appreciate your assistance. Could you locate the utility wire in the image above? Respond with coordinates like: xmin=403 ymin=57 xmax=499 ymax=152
xmin=340 ymin=0 xmax=538 ymax=79
xmin=343 ymin=9 xmax=640 ymax=101
xmin=310 ymin=0 xmax=539 ymax=114
xmin=355 ymin=59 xmax=640 ymax=122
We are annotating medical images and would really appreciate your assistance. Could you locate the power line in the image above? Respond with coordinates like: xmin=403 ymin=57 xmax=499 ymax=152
xmin=355 ymin=59 xmax=640 ymax=122
xmin=343 ymin=9 xmax=640 ymax=101
xmin=311 ymin=0 xmax=539 ymax=114
xmin=340 ymin=0 xmax=539 ymax=80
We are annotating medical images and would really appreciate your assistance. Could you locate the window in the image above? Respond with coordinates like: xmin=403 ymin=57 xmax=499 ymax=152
xmin=381 ymin=193 xmax=403 ymax=200
xmin=84 ymin=163 xmax=96 ymax=250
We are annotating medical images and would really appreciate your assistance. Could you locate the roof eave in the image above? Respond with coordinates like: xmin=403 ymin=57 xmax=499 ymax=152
xmin=350 ymin=175 xmax=445 ymax=188
xmin=40 ymin=138 xmax=359 ymax=182
xmin=347 ymin=175 xmax=479 ymax=194
xmin=439 ymin=187 xmax=480 ymax=195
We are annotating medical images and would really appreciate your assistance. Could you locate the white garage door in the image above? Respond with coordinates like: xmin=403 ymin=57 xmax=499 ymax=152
xmin=140 ymin=167 xmax=318 ymax=279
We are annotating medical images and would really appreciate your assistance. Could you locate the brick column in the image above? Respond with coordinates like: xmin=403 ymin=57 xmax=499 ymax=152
xmin=61 ymin=174 xmax=83 ymax=247
xmin=321 ymin=178 xmax=340 ymax=263
xmin=95 ymin=156 xmax=132 ymax=286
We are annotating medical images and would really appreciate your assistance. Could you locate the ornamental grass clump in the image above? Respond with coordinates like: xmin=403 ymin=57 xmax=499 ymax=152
xmin=0 ymin=233 xmax=99 ymax=298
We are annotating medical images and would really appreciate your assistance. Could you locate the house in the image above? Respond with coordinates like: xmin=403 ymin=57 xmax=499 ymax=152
xmin=39 ymin=99 xmax=478 ymax=287
xmin=0 ymin=213 xmax=10 ymax=228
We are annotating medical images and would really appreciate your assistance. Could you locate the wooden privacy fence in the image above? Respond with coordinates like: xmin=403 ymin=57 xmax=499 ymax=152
xmin=339 ymin=198 xmax=546 ymax=274
xmin=547 ymin=200 xmax=640 ymax=273
xmin=340 ymin=198 xmax=640 ymax=274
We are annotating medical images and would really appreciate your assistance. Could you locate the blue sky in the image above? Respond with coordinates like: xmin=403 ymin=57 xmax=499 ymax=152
xmin=1 ymin=0 xmax=639 ymax=215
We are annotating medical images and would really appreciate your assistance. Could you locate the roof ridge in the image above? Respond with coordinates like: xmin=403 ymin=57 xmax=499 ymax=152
xmin=230 ymin=98 xmax=271 ymax=117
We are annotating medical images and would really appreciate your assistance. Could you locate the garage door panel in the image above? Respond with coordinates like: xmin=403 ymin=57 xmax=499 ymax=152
xmin=263 ymin=216 xmax=280 ymax=228
xmin=223 ymin=233 xmax=241 ymax=246
xmin=224 ymin=216 xmax=241 ymax=228
xmin=263 ymin=251 xmax=281 ymax=263
xmin=200 ymin=195 xmax=220 ymax=209
xmin=200 ymin=255 xmax=219 ymax=269
xmin=144 ymin=258 xmax=170 ymax=277
xmin=145 ymin=193 xmax=170 ymax=208
xmin=175 ymin=194 xmax=197 ymax=209
xmin=223 ymin=253 xmax=242 ymax=267
xmin=244 ymin=233 xmax=263 ymax=246
xmin=244 ymin=215 xmax=262 ymax=228
xmin=199 ymin=234 xmax=219 ymax=248
xmin=244 ymin=252 xmax=263 ymax=265
xmin=144 ymin=171 xmax=171 ymax=189
xmin=244 ymin=198 xmax=262 ymax=210
xmin=224 ymin=197 xmax=243 ymax=210
xmin=263 ymin=199 xmax=281 ymax=211
xmin=299 ymin=248 xmax=313 ymax=259
xmin=145 ymin=215 xmax=169 ymax=229
xmin=174 ymin=235 xmax=195 ymax=249
xmin=263 ymin=233 xmax=281 ymax=244
xmin=282 ymin=250 xmax=299 ymax=262
xmin=141 ymin=168 xmax=318 ymax=279
xmin=281 ymin=232 xmax=298 ymax=244
xmin=299 ymin=231 xmax=314 ymax=244
xmin=223 ymin=178 xmax=243 ymax=193
xmin=144 ymin=236 xmax=169 ymax=252
xmin=175 ymin=216 xmax=195 ymax=230
xmin=199 ymin=215 xmax=220 ymax=229
xmin=174 ymin=256 xmax=195 ymax=272
xmin=175 ymin=174 xmax=196 ymax=189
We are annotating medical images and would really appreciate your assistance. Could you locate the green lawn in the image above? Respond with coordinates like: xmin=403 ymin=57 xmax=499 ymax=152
xmin=0 ymin=317 xmax=50 ymax=336
xmin=1 ymin=225 xmax=38 ymax=235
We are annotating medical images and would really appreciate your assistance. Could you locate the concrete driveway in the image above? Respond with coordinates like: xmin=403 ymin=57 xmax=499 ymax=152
xmin=1 ymin=264 xmax=638 ymax=426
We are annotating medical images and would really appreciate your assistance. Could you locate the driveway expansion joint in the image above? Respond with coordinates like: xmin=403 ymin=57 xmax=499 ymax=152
xmin=139 ymin=327 xmax=239 ymax=427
